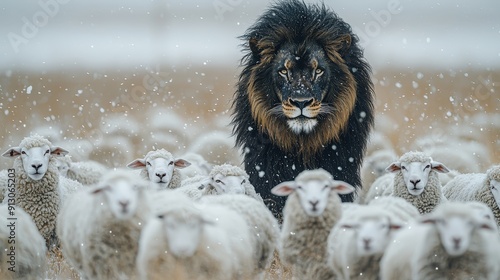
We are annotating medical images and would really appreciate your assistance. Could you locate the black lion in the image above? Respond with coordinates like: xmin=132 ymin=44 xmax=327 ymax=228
xmin=231 ymin=0 xmax=374 ymax=219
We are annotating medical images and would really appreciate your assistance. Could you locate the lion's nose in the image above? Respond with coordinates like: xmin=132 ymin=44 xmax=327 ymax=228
xmin=289 ymin=98 xmax=314 ymax=110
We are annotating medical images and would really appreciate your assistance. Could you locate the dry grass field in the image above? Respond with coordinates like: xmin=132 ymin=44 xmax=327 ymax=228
xmin=1 ymin=66 xmax=498 ymax=165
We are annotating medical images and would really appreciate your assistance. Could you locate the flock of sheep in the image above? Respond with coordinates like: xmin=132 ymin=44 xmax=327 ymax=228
xmin=0 ymin=110 xmax=499 ymax=280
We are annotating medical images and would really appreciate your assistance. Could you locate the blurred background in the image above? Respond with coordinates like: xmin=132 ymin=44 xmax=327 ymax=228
xmin=0 ymin=0 xmax=499 ymax=171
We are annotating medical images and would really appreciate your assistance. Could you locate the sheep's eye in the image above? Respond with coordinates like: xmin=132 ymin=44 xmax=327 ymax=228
xmin=424 ymin=165 xmax=430 ymax=170
xmin=297 ymin=186 xmax=302 ymax=190
xmin=215 ymin=179 xmax=222 ymax=184
xmin=323 ymin=185 xmax=329 ymax=190
xmin=168 ymin=161 xmax=174 ymax=165
xmin=21 ymin=151 xmax=26 ymax=155
xmin=401 ymin=166 xmax=406 ymax=171
xmin=157 ymin=215 xmax=164 ymax=219
xmin=279 ymin=69 xmax=288 ymax=76
xmin=241 ymin=179 xmax=246 ymax=184
xmin=492 ymin=186 xmax=497 ymax=190
xmin=44 ymin=149 xmax=50 ymax=155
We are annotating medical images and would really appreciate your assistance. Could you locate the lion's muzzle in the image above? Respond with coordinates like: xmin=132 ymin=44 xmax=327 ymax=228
xmin=282 ymin=97 xmax=322 ymax=134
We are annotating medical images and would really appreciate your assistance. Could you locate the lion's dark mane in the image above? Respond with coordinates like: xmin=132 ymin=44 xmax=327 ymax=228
xmin=231 ymin=0 xmax=374 ymax=218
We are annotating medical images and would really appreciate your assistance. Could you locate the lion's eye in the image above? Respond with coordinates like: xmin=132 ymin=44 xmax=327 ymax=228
xmin=279 ymin=69 xmax=288 ymax=76
xmin=315 ymin=68 xmax=323 ymax=74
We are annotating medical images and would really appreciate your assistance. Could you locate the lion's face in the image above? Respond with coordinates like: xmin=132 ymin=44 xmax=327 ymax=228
xmin=272 ymin=44 xmax=331 ymax=134
xmin=244 ymin=34 xmax=357 ymax=154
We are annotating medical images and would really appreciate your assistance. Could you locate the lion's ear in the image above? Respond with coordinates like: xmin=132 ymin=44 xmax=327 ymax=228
xmin=249 ymin=37 xmax=260 ymax=56
xmin=333 ymin=34 xmax=351 ymax=55
xmin=324 ymin=34 xmax=351 ymax=62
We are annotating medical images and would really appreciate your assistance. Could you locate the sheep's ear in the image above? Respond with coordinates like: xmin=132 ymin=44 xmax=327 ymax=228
xmin=127 ymin=159 xmax=146 ymax=169
xmin=430 ymin=161 xmax=450 ymax=173
xmin=331 ymin=180 xmax=355 ymax=195
xmin=2 ymin=147 xmax=22 ymax=158
xmin=50 ymin=146 xmax=69 ymax=157
xmin=271 ymin=181 xmax=297 ymax=196
xmin=390 ymin=224 xmax=403 ymax=230
xmin=386 ymin=162 xmax=401 ymax=173
xmin=174 ymin=159 xmax=191 ymax=169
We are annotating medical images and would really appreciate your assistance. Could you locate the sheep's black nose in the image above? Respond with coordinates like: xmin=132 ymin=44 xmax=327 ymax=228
xmin=363 ymin=238 xmax=371 ymax=246
xmin=410 ymin=179 xmax=421 ymax=186
xmin=119 ymin=200 xmax=129 ymax=210
xmin=309 ymin=200 xmax=319 ymax=210
xmin=156 ymin=173 xmax=166 ymax=179
xmin=32 ymin=164 xmax=42 ymax=171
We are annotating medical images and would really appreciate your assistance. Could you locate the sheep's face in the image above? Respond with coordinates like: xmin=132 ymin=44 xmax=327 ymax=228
xmin=401 ymin=161 xmax=431 ymax=195
xmin=160 ymin=214 xmax=204 ymax=258
xmin=387 ymin=159 xmax=449 ymax=196
xmin=20 ymin=146 xmax=52 ymax=180
xmin=210 ymin=173 xmax=246 ymax=195
xmin=490 ymin=179 xmax=500 ymax=209
xmin=2 ymin=144 xmax=68 ymax=181
xmin=271 ymin=177 xmax=355 ymax=217
xmin=433 ymin=216 xmax=476 ymax=256
xmin=55 ymin=158 xmax=70 ymax=177
xmin=147 ymin=157 xmax=176 ymax=186
xmin=93 ymin=178 xmax=141 ymax=220
xmin=344 ymin=216 xmax=402 ymax=256
xmin=127 ymin=155 xmax=191 ymax=186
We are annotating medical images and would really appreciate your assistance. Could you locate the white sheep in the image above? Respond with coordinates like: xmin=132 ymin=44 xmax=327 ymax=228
xmin=380 ymin=202 xmax=500 ymax=280
xmin=127 ymin=148 xmax=191 ymax=189
xmin=1 ymin=134 xmax=81 ymax=247
xmin=271 ymin=168 xmax=355 ymax=279
xmin=177 ymin=152 xmax=212 ymax=180
xmin=56 ymin=155 xmax=107 ymax=185
xmin=0 ymin=169 xmax=7 ymax=203
xmin=176 ymin=164 xmax=262 ymax=201
xmin=357 ymin=149 xmax=397 ymax=204
xmin=199 ymin=194 xmax=280 ymax=278
xmin=361 ymin=172 xmax=395 ymax=204
xmin=385 ymin=151 xmax=450 ymax=214
xmin=327 ymin=205 xmax=407 ymax=280
xmin=0 ymin=204 xmax=47 ymax=280
xmin=367 ymin=196 xmax=421 ymax=222
xmin=411 ymin=135 xmax=490 ymax=173
xmin=136 ymin=192 xmax=255 ymax=280
xmin=187 ymin=130 xmax=242 ymax=165
xmin=57 ymin=169 xmax=151 ymax=279
xmin=442 ymin=165 xmax=500 ymax=227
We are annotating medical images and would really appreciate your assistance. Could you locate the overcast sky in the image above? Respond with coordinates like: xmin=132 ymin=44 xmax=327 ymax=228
xmin=1 ymin=0 xmax=499 ymax=70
